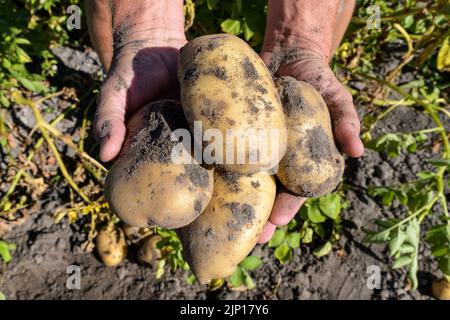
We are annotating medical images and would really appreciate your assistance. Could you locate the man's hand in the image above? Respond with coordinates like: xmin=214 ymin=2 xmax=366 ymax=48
xmin=258 ymin=0 xmax=363 ymax=243
xmin=93 ymin=0 xmax=186 ymax=162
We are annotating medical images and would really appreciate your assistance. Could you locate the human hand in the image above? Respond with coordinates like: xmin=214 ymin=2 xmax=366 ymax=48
xmin=93 ymin=0 xmax=186 ymax=162
xmin=258 ymin=0 xmax=363 ymax=243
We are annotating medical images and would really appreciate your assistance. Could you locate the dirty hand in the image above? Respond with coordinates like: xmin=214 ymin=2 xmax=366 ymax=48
xmin=93 ymin=0 xmax=186 ymax=162
xmin=258 ymin=0 xmax=364 ymax=243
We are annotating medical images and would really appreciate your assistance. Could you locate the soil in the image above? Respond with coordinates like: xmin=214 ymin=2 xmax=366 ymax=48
xmin=0 ymin=45 xmax=448 ymax=300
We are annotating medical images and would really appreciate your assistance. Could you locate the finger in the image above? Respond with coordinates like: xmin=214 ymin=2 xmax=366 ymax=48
xmin=94 ymin=77 xmax=128 ymax=162
xmin=269 ymin=187 xmax=306 ymax=226
xmin=258 ymin=221 xmax=277 ymax=244
xmin=325 ymin=82 xmax=364 ymax=158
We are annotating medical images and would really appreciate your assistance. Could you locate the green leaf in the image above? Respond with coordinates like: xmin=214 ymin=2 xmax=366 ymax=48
xmin=186 ymin=274 xmax=197 ymax=285
xmin=318 ymin=194 xmax=341 ymax=220
xmin=393 ymin=255 xmax=413 ymax=269
xmin=307 ymin=205 xmax=326 ymax=223
xmin=0 ymin=292 xmax=5 ymax=300
xmin=313 ymin=241 xmax=332 ymax=258
xmin=0 ymin=241 xmax=15 ymax=263
xmin=221 ymin=19 xmax=241 ymax=35
xmin=243 ymin=22 xmax=255 ymax=41
xmin=431 ymin=245 xmax=449 ymax=257
xmin=301 ymin=227 xmax=314 ymax=244
xmin=243 ymin=272 xmax=255 ymax=289
xmin=416 ymin=171 xmax=436 ymax=180
xmin=239 ymin=256 xmax=262 ymax=271
xmin=206 ymin=0 xmax=218 ymax=10
xmin=268 ymin=229 xmax=285 ymax=248
xmin=398 ymin=244 xmax=415 ymax=254
xmin=425 ymin=158 xmax=450 ymax=167
xmin=406 ymin=219 xmax=420 ymax=248
xmin=363 ymin=229 xmax=390 ymax=243
xmin=286 ymin=232 xmax=301 ymax=249
xmin=16 ymin=77 xmax=48 ymax=93
xmin=389 ymin=229 xmax=406 ymax=256
xmin=437 ymin=36 xmax=450 ymax=72
xmin=274 ymin=243 xmax=292 ymax=264
xmin=229 ymin=267 xmax=244 ymax=287
xmin=438 ymin=257 xmax=450 ymax=276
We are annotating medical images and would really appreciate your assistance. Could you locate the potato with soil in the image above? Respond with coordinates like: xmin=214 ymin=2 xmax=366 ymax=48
xmin=432 ymin=278 xmax=450 ymax=300
xmin=138 ymin=235 xmax=162 ymax=268
xmin=179 ymin=170 xmax=276 ymax=284
xmin=178 ymin=34 xmax=287 ymax=174
xmin=105 ymin=100 xmax=214 ymax=229
xmin=96 ymin=224 xmax=127 ymax=267
xmin=275 ymin=76 xmax=345 ymax=197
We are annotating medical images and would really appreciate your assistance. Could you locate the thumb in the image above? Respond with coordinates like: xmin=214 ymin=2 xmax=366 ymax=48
xmin=94 ymin=78 xmax=128 ymax=162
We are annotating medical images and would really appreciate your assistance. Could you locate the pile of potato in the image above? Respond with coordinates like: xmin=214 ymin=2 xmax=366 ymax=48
xmin=103 ymin=34 xmax=344 ymax=284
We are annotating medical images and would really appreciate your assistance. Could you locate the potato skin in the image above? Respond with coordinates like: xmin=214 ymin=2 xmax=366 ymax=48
xmin=96 ymin=225 xmax=127 ymax=267
xmin=179 ymin=170 xmax=276 ymax=284
xmin=179 ymin=34 xmax=287 ymax=174
xmin=104 ymin=100 xmax=214 ymax=229
xmin=432 ymin=278 xmax=450 ymax=300
xmin=275 ymin=77 xmax=345 ymax=197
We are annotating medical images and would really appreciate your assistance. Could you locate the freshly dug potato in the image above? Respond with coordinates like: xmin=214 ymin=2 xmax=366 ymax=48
xmin=96 ymin=224 xmax=127 ymax=267
xmin=122 ymin=224 xmax=152 ymax=244
xmin=432 ymin=278 xmax=450 ymax=300
xmin=105 ymin=100 xmax=214 ymax=229
xmin=138 ymin=235 xmax=162 ymax=268
xmin=179 ymin=170 xmax=276 ymax=284
xmin=275 ymin=76 xmax=345 ymax=197
xmin=179 ymin=34 xmax=287 ymax=174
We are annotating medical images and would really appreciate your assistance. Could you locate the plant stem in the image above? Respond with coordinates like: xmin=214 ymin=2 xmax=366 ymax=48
xmin=25 ymin=99 xmax=90 ymax=203
xmin=0 ymin=104 xmax=78 ymax=209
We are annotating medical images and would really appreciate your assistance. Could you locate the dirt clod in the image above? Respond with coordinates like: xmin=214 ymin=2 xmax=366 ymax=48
xmin=242 ymin=57 xmax=259 ymax=80
xmin=305 ymin=127 xmax=333 ymax=163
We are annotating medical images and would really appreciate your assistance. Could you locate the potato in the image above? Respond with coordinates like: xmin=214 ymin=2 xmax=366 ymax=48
xmin=275 ymin=76 xmax=345 ymax=197
xmin=179 ymin=170 xmax=276 ymax=284
xmin=178 ymin=34 xmax=287 ymax=174
xmin=138 ymin=235 xmax=162 ymax=268
xmin=432 ymin=278 xmax=450 ymax=300
xmin=105 ymin=100 xmax=214 ymax=229
xmin=96 ymin=224 xmax=127 ymax=267
xmin=122 ymin=224 xmax=152 ymax=244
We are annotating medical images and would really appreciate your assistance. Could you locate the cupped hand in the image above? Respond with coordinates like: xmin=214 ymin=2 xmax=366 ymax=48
xmin=94 ymin=36 xmax=187 ymax=162
xmin=258 ymin=47 xmax=364 ymax=244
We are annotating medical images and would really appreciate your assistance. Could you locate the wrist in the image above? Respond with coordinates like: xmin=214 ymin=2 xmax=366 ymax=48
xmin=262 ymin=0 xmax=340 ymax=62
xmin=111 ymin=0 xmax=186 ymax=50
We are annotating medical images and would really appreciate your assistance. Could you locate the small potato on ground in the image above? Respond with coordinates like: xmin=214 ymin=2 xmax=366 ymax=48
xmin=96 ymin=224 xmax=127 ymax=267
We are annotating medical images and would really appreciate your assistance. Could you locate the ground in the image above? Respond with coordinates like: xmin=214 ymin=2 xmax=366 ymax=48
xmin=0 ymin=45 xmax=447 ymax=300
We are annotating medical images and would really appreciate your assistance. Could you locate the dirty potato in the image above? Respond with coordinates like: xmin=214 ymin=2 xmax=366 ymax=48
xmin=105 ymin=100 xmax=214 ymax=229
xmin=96 ymin=224 xmax=127 ymax=267
xmin=179 ymin=34 xmax=287 ymax=174
xmin=138 ymin=235 xmax=162 ymax=268
xmin=179 ymin=170 xmax=276 ymax=284
xmin=275 ymin=76 xmax=345 ymax=197
xmin=432 ymin=278 xmax=450 ymax=300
